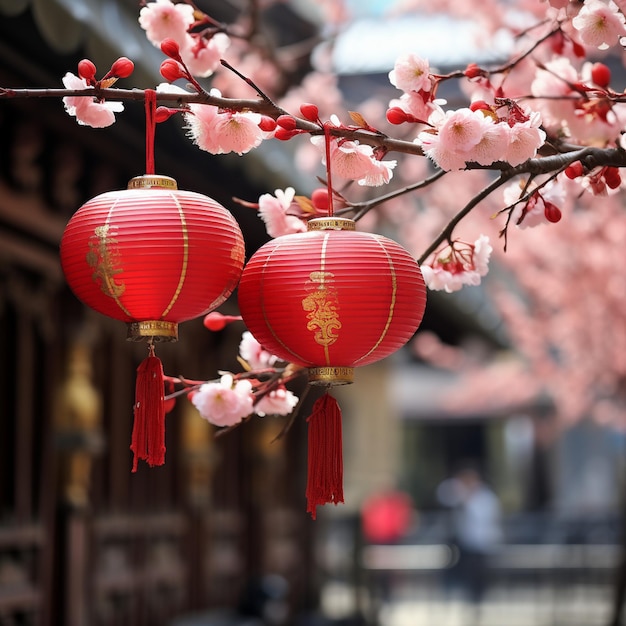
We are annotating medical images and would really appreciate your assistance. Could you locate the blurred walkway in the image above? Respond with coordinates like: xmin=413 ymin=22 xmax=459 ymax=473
xmin=380 ymin=584 xmax=613 ymax=626
xmin=321 ymin=580 xmax=614 ymax=626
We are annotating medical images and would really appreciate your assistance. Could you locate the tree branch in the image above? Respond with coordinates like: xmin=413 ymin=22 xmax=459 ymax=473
xmin=417 ymin=171 xmax=517 ymax=265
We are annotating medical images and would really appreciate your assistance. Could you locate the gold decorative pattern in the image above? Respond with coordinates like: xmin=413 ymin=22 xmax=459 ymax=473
xmin=127 ymin=175 xmax=178 ymax=190
xmin=308 ymin=366 xmax=354 ymax=385
xmin=307 ymin=217 xmax=355 ymax=231
xmin=127 ymin=321 xmax=178 ymax=341
xmin=86 ymin=222 xmax=131 ymax=317
xmin=301 ymin=234 xmax=341 ymax=364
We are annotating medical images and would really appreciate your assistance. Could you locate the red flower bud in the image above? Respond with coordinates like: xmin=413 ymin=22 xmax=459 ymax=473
xmin=276 ymin=115 xmax=297 ymax=130
xmin=591 ymin=62 xmax=611 ymax=89
xmin=273 ymin=128 xmax=298 ymax=141
xmin=109 ymin=57 xmax=134 ymax=79
xmin=160 ymin=59 xmax=186 ymax=82
xmin=564 ymin=161 xmax=584 ymax=179
xmin=160 ymin=38 xmax=182 ymax=61
xmin=300 ymin=103 xmax=319 ymax=122
xmin=464 ymin=63 xmax=484 ymax=79
xmin=544 ymin=203 xmax=562 ymax=223
xmin=258 ymin=116 xmax=277 ymax=132
xmin=155 ymin=106 xmax=178 ymax=123
xmin=77 ymin=59 xmax=97 ymax=82
xmin=604 ymin=166 xmax=621 ymax=189
xmin=311 ymin=188 xmax=330 ymax=212
xmin=203 ymin=312 xmax=242 ymax=331
xmin=572 ymin=41 xmax=586 ymax=58
xmin=386 ymin=107 xmax=408 ymax=125
xmin=470 ymin=100 xmax=491 ymax=112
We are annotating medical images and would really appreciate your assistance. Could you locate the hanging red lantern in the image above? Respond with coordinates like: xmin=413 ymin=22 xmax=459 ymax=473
xmin=60 ymin=174 xmax=245 ymax=469
xmin=237 ymin=216 xmax=427 ymax=517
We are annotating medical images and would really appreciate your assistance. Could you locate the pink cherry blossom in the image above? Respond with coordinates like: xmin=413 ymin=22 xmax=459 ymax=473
xmin=327 ymin=140 xmax=378 ymax=180
xmin=437 ymin=108 xmax=484 ymax=152
xmin=465 ymin=115 xmax=510 ymax=166
xmin=62 ymin=73 xmax=124 ymax=128
xmin=239 ymin=331 xmax=279 ymax=369
xmin=185 ymin=91 xmax=266 ymax=155
xmin=138 ymin=0 xmax=195 ymax=48
xmin=357 ymin=157 xmax=398 ymax=186
xmin=388 ymin=92 xmax=442 ymax=125
xmin=181 ymin=33 xmax=230 ymax=78
xmin=191 ymin=374 xmax=254 ymax=427
xmin=254 ymin=386 xmax=299 ymax=417
xmin=504 ymin=113 xmax=546 ymax=166
xmin=312 ymin=136 xmax=397 ymax=185
xmin=388 ymin=53 xmax=432 ymax=93
xmin=417 ymin=130 xmax=469 ymax=171
xmin=572 ymin=0 xmax=626 ymax=49
xmin=208 ymin=111 xmax=265 ymax=155
xmin=421 ymin=235 xmax=493 ymax=292
xmin=258 ymin=188 xmax=307 ymax=238
xmin=418 ymin=108 xmax=489 ymax=171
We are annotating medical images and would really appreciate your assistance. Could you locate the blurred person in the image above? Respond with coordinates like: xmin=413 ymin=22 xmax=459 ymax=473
xmin=437 ymin=464 xmax=503 ymax=606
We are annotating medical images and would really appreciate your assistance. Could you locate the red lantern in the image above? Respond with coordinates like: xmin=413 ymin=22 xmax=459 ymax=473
xmin=238 ymin=217 xmax=427 ymax=517
xmin=60 ymin=174 xmax=245 ymax=469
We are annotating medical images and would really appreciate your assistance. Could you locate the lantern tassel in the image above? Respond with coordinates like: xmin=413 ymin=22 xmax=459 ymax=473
xmin=131 ymin=344 xmax=166 ymax=471
xmin=306 ymin=391 xmax=344 ymax=519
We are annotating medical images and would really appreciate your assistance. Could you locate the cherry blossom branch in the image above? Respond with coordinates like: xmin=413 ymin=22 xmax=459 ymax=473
xmin=5 ymin=84 xmax=626 ymax=174
xmin=415 ymin=144 xmax=619 ymax=264
xmin=417 ymin=171 xmax=517 ymax=265
xmin=340 ymin=169 xmax=447 ymax=221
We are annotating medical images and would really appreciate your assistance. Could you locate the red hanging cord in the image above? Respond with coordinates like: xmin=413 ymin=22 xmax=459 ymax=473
xmin=144 ymin=89 xmax=157 ymax=175
xmin=323 ymin=122 xmax=334 ymax=217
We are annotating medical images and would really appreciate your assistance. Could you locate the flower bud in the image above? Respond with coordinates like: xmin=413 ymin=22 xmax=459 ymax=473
xmin=258 ymin=116 xmax=277 ymax=132
xmin=276 ymin=115 xmax=297 ymax=130
xmin=572 ymin=41 xmax=586 ymax=58
xmin=155 ymin=106 xmax=178 ymax=123
xmin=564 ymin=161 xmax=584 ymax=179
xmin=274 ymin=128 xmax=298 ymax=141
xmin=77 ymin=59 xmax=97 ymax=82
xmin=386 ymin=107 xmax=408 ymax=125
xmin=109 ymin=57 xmax=134 ymax=79
xmin=469 ymin=100 xmax=491 ymax=112
xmin=543 ymin=203 xmax=562 ymax=223
xmin=203 ymin=312 xmax=242 ymax=331
xmin=604 ymin=166 xmax=621 ymax=189
xmin=160 ymin=59 xmax=186 ymax=82
xmin=300 ymin=103 xmax=319 ymax=122
xmin=311 ymin=188 xmax=330 ymax=212
xmin=160 ymin=38 xmax=182 ymax=61
xmin=464 ymin=63 xmax=485 ymax=79
xmin=591 ymin=62 xmax=611 ymax=89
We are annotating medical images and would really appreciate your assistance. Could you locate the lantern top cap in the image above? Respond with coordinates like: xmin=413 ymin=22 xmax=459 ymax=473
xmin=307 ymin=217 xmax=355 ymax=232
xmin=127 ymin=175 xmax=178 ymax=190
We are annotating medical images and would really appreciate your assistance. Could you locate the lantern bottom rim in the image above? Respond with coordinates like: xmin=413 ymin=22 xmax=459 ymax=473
xmin=308 ymin=367 xmax=354 ymax=386
xmin=127 ymin=321 xmax=178 ymax=342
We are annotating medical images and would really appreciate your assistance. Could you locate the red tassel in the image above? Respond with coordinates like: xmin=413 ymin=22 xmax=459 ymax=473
xmin=130 ymin=345 xmax=166 ymax=471
xmin=306 ymin=392 xmax=344 ymax=519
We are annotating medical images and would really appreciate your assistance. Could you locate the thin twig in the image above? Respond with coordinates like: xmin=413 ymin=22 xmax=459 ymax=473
xmin=417 ymin=171 xmax=517 ymax=265
xmin=345 ymin=169 xmax=447 ymax=221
